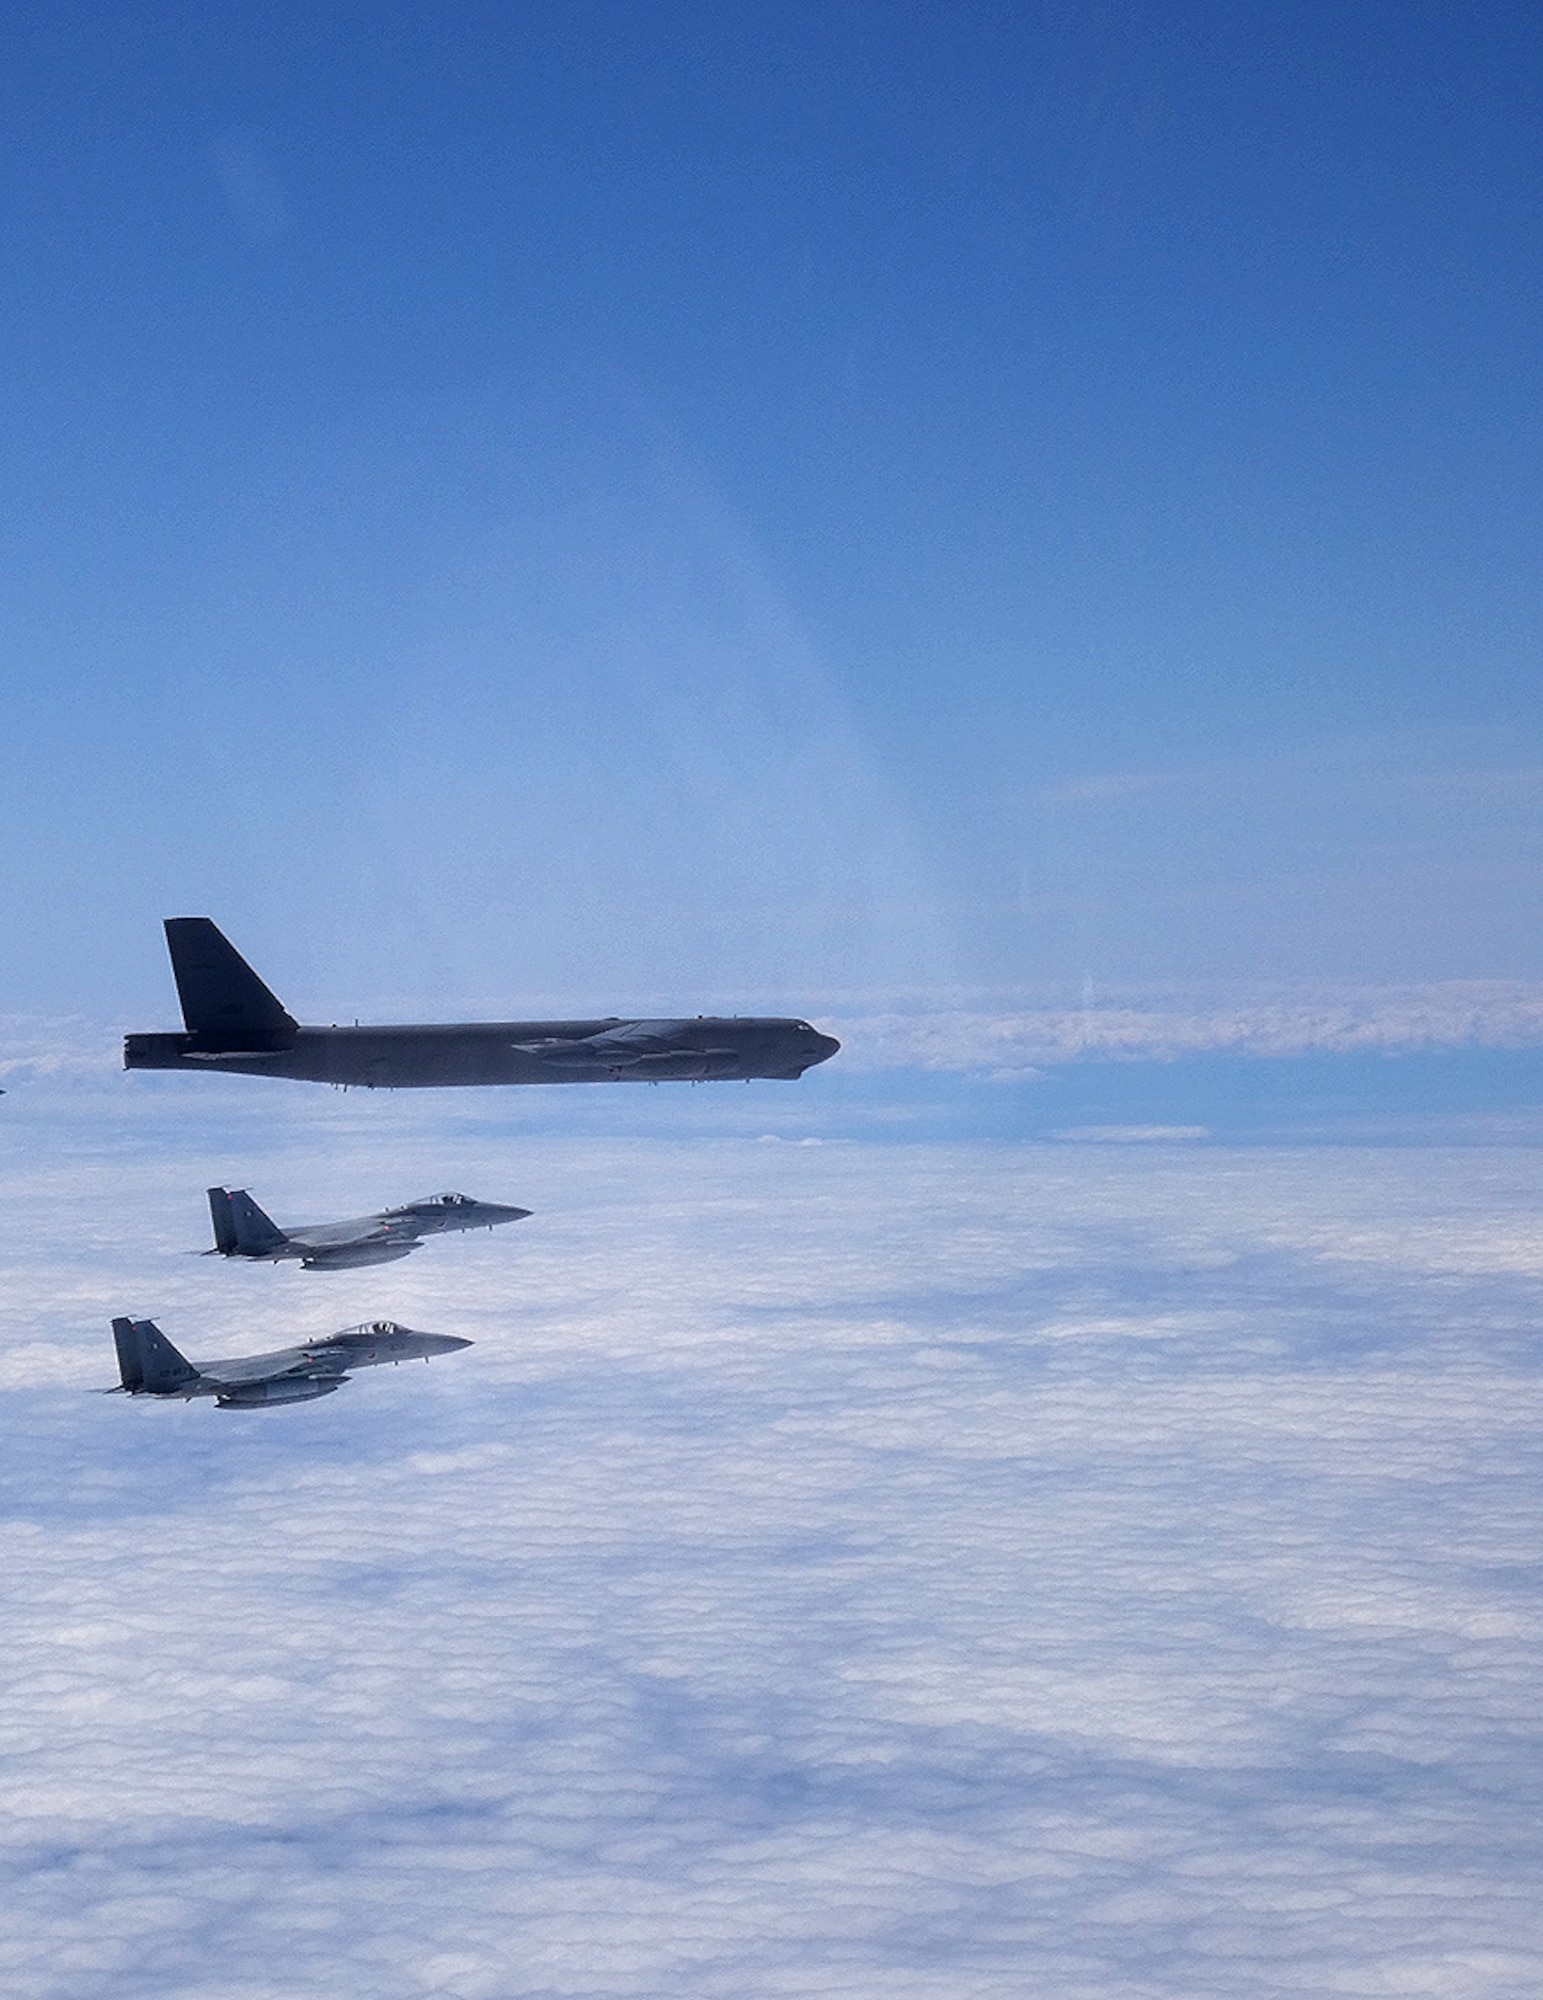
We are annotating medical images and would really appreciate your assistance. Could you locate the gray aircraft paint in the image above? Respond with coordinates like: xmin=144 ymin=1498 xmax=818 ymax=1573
xmin=206 ymin=1187 xmax=531 ymax=1270
xmin=124 ymin=919 xmax=841 ymax=1087
xmin=105 ymin=1316 xmax=470 ymax=1409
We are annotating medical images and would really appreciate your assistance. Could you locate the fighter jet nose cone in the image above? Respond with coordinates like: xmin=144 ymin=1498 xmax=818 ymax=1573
xmin=406 ymin=1331 xmax=473 ymax=1357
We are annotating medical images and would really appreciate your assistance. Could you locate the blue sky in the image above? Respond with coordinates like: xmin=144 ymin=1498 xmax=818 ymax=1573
xmin=4 ymin=1 xmax=1541 ymax=1015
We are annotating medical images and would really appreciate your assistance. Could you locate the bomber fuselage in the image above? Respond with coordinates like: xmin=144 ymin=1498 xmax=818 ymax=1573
xmin=126 ymin=1016 xmax=839 ymax=1087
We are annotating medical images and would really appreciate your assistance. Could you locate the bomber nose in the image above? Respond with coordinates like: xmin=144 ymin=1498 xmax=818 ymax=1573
xmin=811 ymin=1032 xmax=841 ymax=1064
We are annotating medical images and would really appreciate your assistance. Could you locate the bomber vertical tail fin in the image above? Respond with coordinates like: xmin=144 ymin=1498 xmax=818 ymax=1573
xmin=164 ymin=919 xmax=298 ymax=1049
xmin=227 ymin=1189 xmax=289 ymax=1258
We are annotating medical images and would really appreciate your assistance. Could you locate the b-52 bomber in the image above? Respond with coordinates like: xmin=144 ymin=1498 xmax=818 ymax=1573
xmin=206 ymin=1186 xmax=530 ymax=1269
xmin=104 ymin=1316 xmax=470 ymax=1409
xmin=124 ymin=919 xmax=841 ymax=1089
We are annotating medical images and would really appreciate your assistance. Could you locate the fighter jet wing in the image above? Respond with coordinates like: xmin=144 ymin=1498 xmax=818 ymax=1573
xmin=285 ymin=1217 xmax=413 ymax=1252
xmin=196 ymin=1345 xmax=347 ymax=1388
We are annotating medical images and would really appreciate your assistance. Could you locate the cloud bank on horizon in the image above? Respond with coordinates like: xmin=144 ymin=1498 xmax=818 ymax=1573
xmin=2 ymin=1100 xmax=1542 ymax=1997
xmin=12 ymin=974 xmax=1543 ymax=1096
xmin=838 ymin=980 xmax=1543 ymax=1071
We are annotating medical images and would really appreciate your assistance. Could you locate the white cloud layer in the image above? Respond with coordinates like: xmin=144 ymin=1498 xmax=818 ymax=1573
xmin=2 ymin=1096 xmax=1542 ymax=1996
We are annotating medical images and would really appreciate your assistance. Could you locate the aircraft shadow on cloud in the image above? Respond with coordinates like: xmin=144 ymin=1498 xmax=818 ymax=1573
xmin=205 ymin=1186 xmax=530 ymax=1270
xmin=124 ymin=918 xmax=841 ymax=1088
xmin=102 ymin=1317 xmax=470 ymax=1410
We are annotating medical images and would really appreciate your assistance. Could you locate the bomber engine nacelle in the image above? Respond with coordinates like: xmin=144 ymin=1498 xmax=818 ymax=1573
xmin=215 ymin=1378 xmax=345 ymax=1409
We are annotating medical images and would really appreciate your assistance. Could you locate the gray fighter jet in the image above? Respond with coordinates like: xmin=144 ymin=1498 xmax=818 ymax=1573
xmin=124 ymin=919 xmax=841 ymax=1088
xmin=104 ymin=1315 xmax=470 ymax=1408
xmin=206 ymin=1186 xmax=531 ymax=1270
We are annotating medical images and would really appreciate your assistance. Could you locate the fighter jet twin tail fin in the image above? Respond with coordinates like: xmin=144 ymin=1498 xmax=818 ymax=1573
xmin=110 ymin=1317 xmax=199 ymax=1396
xmin=207 ymin=1186 xmax=288 ymax=1257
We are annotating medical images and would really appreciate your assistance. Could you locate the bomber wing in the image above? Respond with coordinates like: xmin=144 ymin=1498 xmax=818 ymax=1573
xmin=510 ymin=1022 xmax=744 ymax=1079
